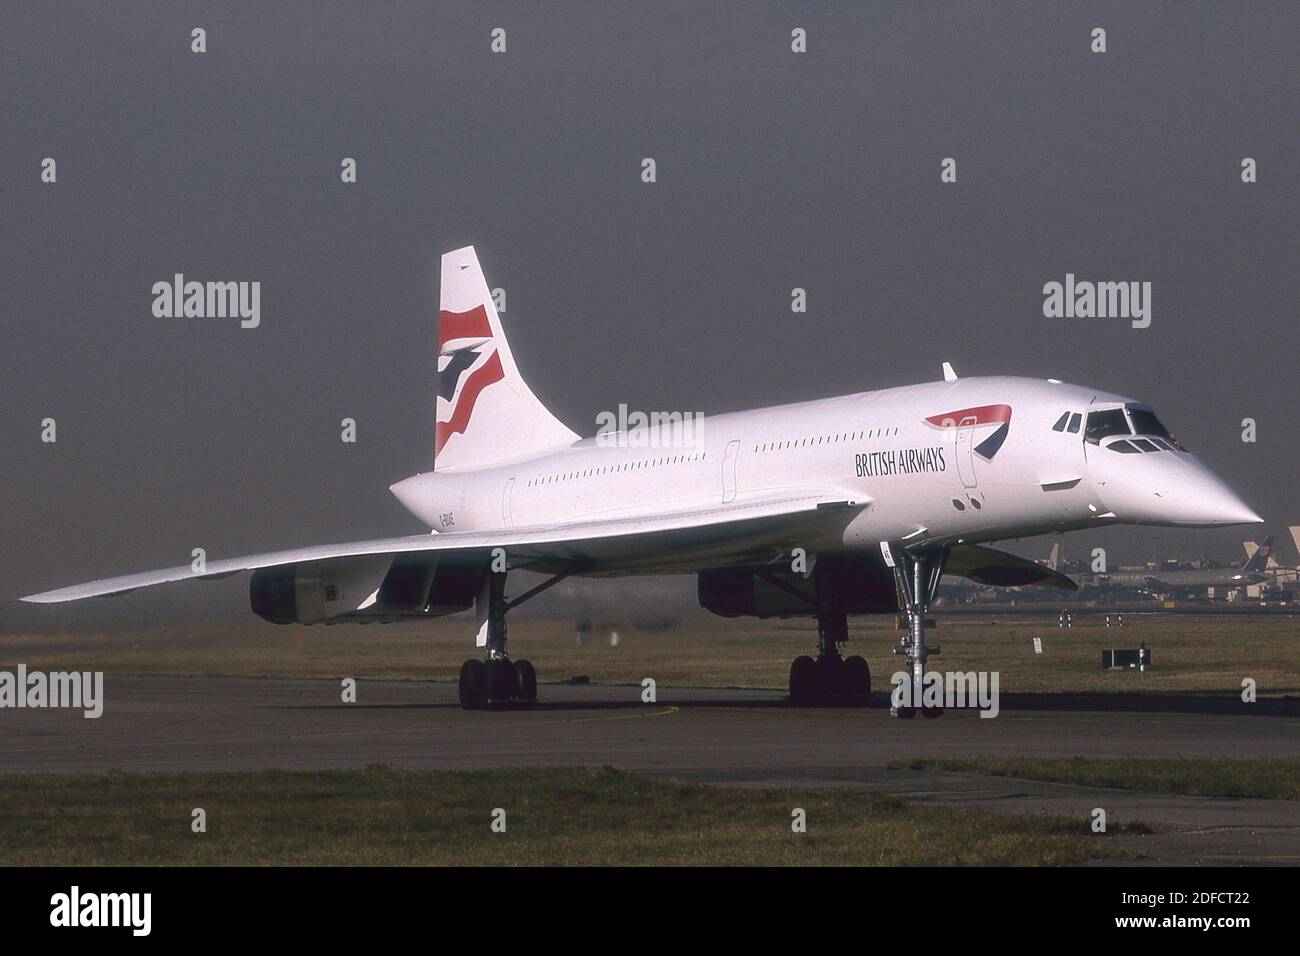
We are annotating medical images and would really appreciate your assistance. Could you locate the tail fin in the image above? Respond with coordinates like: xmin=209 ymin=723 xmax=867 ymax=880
xmin=1242 ymin=534 xmax=1274 ymax=573
xmin=435 ymin=246 xmax=578 ymax=471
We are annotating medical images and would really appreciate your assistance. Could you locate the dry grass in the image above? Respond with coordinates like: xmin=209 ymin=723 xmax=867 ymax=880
xmin=892 ymin=756 xmax=1300 ymax=801
xmin=0 ymin=765 xmax=1128 ymax=866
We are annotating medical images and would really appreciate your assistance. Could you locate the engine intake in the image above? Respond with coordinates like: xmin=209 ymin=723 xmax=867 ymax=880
xmin=250 ymin=555 xmax=482 ymax=625
xmin=698 ymin=554 xmax=898 ymax=618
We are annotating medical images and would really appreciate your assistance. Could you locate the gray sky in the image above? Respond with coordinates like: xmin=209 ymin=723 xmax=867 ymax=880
xmin=3 ymin=2 xmax=1297 ymax=622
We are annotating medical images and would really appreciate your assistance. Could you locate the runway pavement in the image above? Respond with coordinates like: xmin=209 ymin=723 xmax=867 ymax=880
xmin=3 ymin=676 xmax=1298 ymax=864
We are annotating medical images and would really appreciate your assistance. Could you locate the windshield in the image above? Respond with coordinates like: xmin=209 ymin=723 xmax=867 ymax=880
xmin=1084 ymin=408 xmax=1131 ymax=444
xmin=1127 ymin=406 xmax=1187 ymax=450
xmin=1128 ymin=408 xmax=1170 ymax=438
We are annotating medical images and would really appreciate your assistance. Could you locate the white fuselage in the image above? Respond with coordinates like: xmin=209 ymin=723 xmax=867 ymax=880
xmin=390 ymin=375 xmax=1259 ymax=557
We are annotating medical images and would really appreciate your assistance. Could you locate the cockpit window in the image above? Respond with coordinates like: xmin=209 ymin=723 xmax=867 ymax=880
xmin=1108 ymin=440 xmax=1140 ymax=453
xmin=1131 ymin=438 xmax=1159 ymax=452
xmin=1052 ymin=412 xmax=1069 ymax=432
xmin=1127 ymin=408 xmax=1170 ymax=439
xmin=1066 ymin=412 xmax=1082 ymax=434
xmin=1085 ymin=408 xmax=1131 ymax=444
xmin=1127 ymin=407 xmax=1188 ymax=451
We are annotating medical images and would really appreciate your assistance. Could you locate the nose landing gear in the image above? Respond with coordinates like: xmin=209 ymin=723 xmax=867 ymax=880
xmin=890 ymin=546 xmax=949 ymax=720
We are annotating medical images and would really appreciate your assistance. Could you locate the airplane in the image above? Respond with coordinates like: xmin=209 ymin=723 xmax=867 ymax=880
xmin=1242 ymin=538 xmax=1279 ymax=570
xmin=21 ymin=246 xmax=1264 ymax=718
xmin=1098 ymin=535 xmax=1274 ymax=591
xmin=1246 ymin=531 xmax=1299 ymax=589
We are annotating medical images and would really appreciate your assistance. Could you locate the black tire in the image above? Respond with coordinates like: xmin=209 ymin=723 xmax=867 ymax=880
xmin=815 ymin=654 xmax=847 ymax=705
xmin=514 ymin=659 xmax=537 ymax=702
xmin=843 ymin=655 xmax=871 ymax=705
xmin=485 ymin=658 xmax=518 ymax=702
xmin=789 ymin=655 xmax=817 ymax=706
xmin=458 ymin=659 xmax=487 ymax=710
xmin=921 ymin=706 xmax=944 ymax=719
xmin=894 ymin=706 xmax=916 ymax=720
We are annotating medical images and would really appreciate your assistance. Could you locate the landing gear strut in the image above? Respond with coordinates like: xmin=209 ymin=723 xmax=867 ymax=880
xmin=890 ymin=546 xmax=948 ymax=719
xmin=786 ymin=557 xmax=871 ymax=707
xmin=458 ymin=566 xmax=572 ymax=710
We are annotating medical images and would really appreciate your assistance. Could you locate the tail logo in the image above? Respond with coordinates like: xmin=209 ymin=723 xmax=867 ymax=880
xmin=924 ymin=404 xmax=1013 ymax=460
xmin=436 ymin=305 xmax=505 ymax=456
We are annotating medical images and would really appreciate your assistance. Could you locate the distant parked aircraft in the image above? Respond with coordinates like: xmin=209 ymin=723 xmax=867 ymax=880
xmin=1103 ymin=535 xmax=1274 ymax=591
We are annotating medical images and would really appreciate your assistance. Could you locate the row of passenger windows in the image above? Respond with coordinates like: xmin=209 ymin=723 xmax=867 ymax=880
xmin=754 ymin=428 xmax=898 ymax=454
xmin=526 ymin=452 xmax=707 ymax=487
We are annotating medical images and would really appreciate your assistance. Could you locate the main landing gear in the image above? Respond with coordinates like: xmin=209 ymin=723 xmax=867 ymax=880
xmin=786 ymin=557 xmax=872 ymax=707
xmin=890 ymin=546 xmax=949 ymax=720
xmin=457 ymin=566 xmax=571 ymax=710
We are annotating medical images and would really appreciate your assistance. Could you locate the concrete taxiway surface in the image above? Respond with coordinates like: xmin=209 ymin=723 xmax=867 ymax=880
xmin=3 ymin=677 xmax=1298 ymax=864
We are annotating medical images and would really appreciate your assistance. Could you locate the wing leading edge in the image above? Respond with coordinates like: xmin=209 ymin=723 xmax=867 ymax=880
xmin=21 ymin=494 xmax=869 ymax=604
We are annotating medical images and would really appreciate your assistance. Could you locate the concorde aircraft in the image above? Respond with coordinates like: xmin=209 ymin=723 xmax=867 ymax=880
xmin=23 ymin=247 xmax=1263 ymax=716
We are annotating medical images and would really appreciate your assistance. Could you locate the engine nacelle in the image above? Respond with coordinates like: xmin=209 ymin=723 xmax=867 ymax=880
xmin=250 ymin=554 xmax=483 ymax=625
xmin=698 ymin=554 xmax=899 ymax=619
xmin=376 ymin=555 xmax=482 ymax=617
xmin=250 ymin=556 xmax=393 ymax=625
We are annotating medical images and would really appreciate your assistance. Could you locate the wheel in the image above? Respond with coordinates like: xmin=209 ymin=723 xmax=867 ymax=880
xmin=894 ymin=706 xmax=916 ymax=720
xmin=514 ymin=659 xmax=537 ymax=702
xmin=458 ymin=659 xmax=487 ymax=710
xmin=484 ymin=658 xmax=518 ymax=702
xmin=789 ymin=655 xmax=817 ymax=706
xmin=843 ymin=655 xmax=871 ymax=705
xmin=816 ymin=655 xmax=857 ymax=707
xmin=815 ymin=654 xmax=847 ymax=705
xmin=921 ymin=706 xmax=944 ymax=719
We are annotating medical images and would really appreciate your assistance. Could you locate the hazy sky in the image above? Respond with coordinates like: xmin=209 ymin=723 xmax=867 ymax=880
xmin=3 ymin=2 xmax=1297 ymax=623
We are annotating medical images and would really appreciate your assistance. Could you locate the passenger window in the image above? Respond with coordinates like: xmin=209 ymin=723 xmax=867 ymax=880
xmin=1052 ymin=412 xmax=1069 ymax=432
xmin=1085 ymin=409 xmax=1131 ymax=444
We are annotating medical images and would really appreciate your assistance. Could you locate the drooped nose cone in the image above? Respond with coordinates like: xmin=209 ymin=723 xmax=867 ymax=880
xmin=1091 ymin=446 xmax=1262 ymax=527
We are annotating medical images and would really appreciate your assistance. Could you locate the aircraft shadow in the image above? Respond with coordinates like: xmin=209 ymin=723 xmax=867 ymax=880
xmin=276 ymin=691 xmax=1300 ymax=717
xmin=910 ymin=691 xmax=1300 ymax=718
